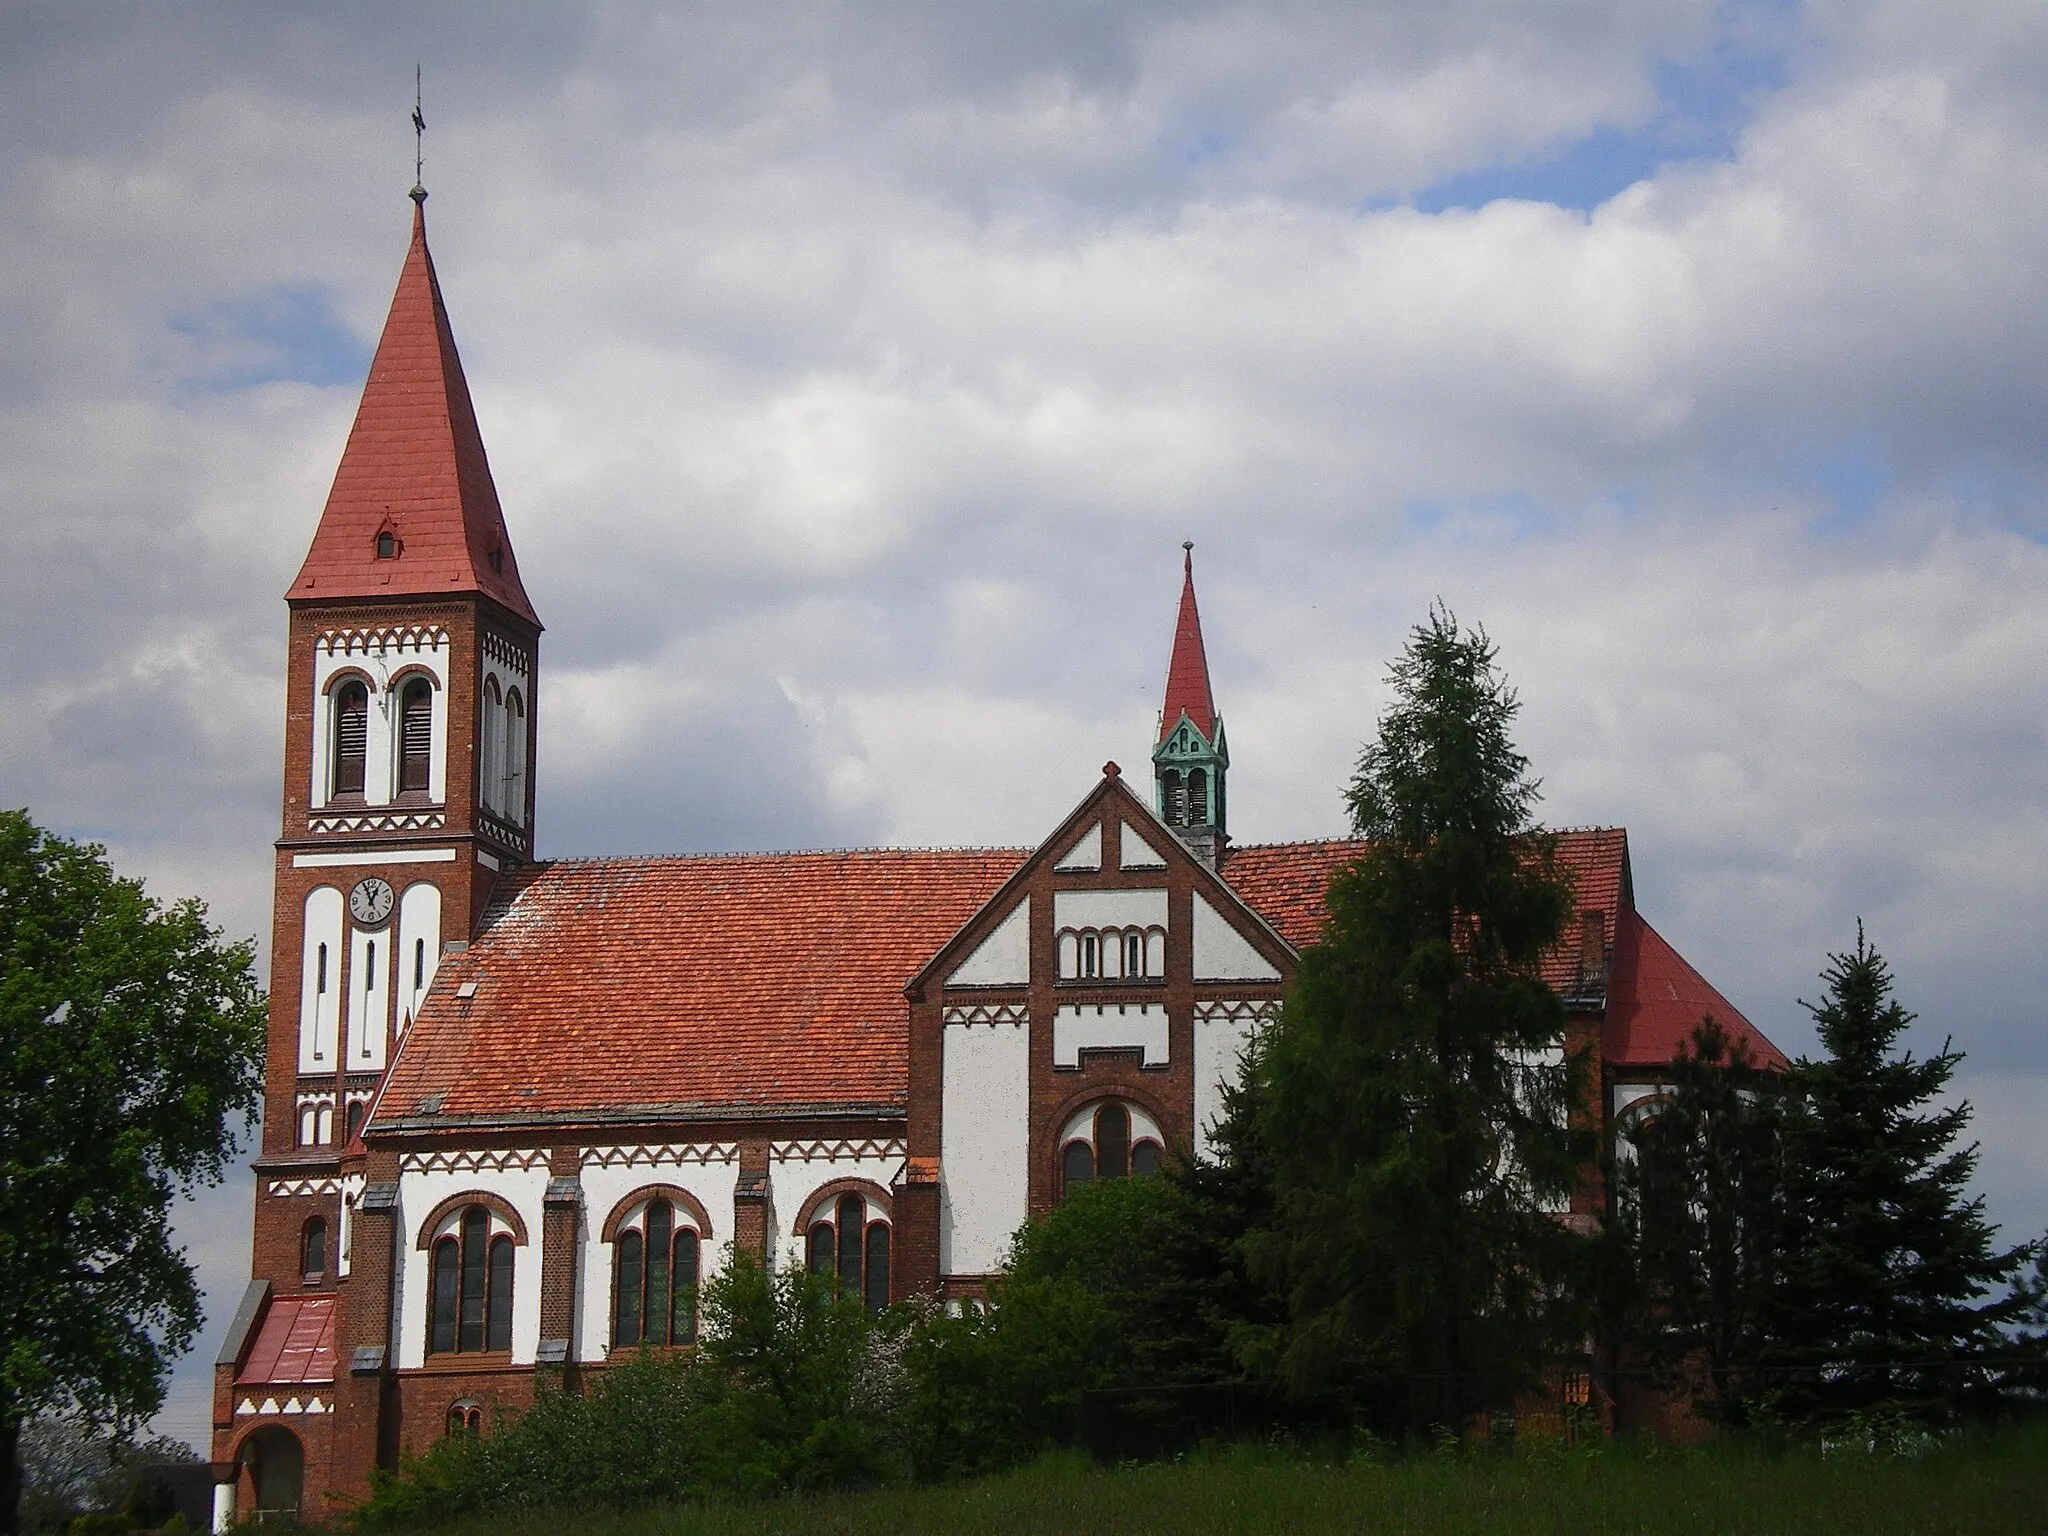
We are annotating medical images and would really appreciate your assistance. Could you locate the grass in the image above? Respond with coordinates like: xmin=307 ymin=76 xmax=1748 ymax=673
xmin=373 ymin=1421 xmax=2048 ymax=1536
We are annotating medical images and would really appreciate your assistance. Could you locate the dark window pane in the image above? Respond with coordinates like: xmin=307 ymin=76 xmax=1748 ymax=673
xmin=486 ymin=1236 xmax=514 ymax=1352
xmin=863 ymin=1222 xmax=890 ymax=1313
xmin=1081 ymin=934 xmax=1098 ymax=978
xmin=614 ymin=1230 xmax=644 ymax=1347
xmin=808 ymin=1222 xmax=834 ymax=1274
xmin=345 ymin=1100 xmax=364 ymax=1143
xmin=836 ymin=1195 xmax=863 ymax=1284
xmin=1132 ymin=1140 xmax=1160 ymax=1178
xmin=673 ymin=1231 xmax=699 ymax=1344
xmin=400 ymin=680 xmax=433 ymax=793
xmin=1097 ymin=1103 xmax=1130 ymax=1180
xmin=459 ymin=1208 xmax=488 ymax=1352
xmin=1125 ymin=932 xmax=1142 ymax=976
xmin=302 ymin=1218 xmax=326 ymax=1277
xmin=1062 ymin=1140 xmax=1094 ymax=1194
xmin=333 ymin=684 xmax=368 ymax=796
xmin=430 ymin=1238 xmax=458 ymax=1354
xmin=644 ymin=1201 xmax=672 ymax=1345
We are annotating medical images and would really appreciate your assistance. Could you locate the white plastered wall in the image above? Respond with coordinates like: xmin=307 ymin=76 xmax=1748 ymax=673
xmin=1053 ymin=887 xmax=1168 ymax=931
xmin=939 ymin=1008 xmax=1029 ymax=1276
xmin=576 ymin=1147 xmax=740 ymax=1364
xmin=298 ymin=886 xmax=343 ymax=1073
xmin=395 ymin=881 xmax=442 ymax=1030
xmin=1053 ymin=823 xmax=1101 ymax=870
xmin=948 ymin=897 xmax=1030 ymax=986
xmin=1192 ymin=1002 xmax=1277 ymax=1161
xmin=768 ymin=1144 xmax=906 ymax=1274
xmin=1192 ymin=892 xmax=1281 ymax=981
xmin=1053 ymin=1002 xmax=1169 ymax=1067
xmin=393 ymin=1157 xmax=550 ymax=1368
xmin=1120 ymin=821 xmax=1168 ymax=869
xmin=345 ymin=924 xmax=390 ymax=1073
xmin=310 ymin=635 xmax=449 ymax=808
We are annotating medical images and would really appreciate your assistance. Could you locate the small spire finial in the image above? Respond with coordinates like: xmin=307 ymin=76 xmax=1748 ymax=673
xmin=410 ymin=64 xmax=428 ymax=204
xmin=1182 ymin=540 xmax=1194 ymax=576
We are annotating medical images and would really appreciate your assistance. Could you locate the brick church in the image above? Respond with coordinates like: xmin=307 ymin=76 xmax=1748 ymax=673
xmin=206 ymin=195 xmax=1785 ymax=1527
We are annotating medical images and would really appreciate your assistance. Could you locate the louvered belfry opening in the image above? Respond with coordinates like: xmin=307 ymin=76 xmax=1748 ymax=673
xmin=399 ymin=678 xmax=433 ymax=793
xmin=332 ymin=682 xmax=369 ymax=796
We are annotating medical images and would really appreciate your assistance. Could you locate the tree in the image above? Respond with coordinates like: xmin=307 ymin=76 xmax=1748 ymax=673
xmin=1244 ymin=608 xmax=1588 ymax=1436
xmin=0 ymin=810 xmax=266 ymax=1536
xmin=1614 ymin=1018 xmax=1787 ymax=1422
xmin=1763 ymin=928 xmax=2032 ymax=1427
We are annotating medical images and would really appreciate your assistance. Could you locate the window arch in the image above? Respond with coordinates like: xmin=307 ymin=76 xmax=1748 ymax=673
xmin=330 ymin=680 xmax=369 ymax=798
xmin=478 ymin=678 xmax=502 ymax=815
xmin=610 ymin=1196 xmax=702 ymax=1348
xmin=427 ymin=1204 xmax=515 ymax=1355
xmin=1059 ymin=1099 xmax=1164 ymax=1197
xmin=502 ymin=688 xmax=527 ymax=821
xmin=301 ymin=1216 xmax=327 ymax=1281
xmin=800 ymin=1186 xmax=890 ymax=1313
xmin=1056 ymin=926 xmax=1166 ymax=981
xmin=446 ymin=1400 xmax=483 ymax=1438
xmin=398 ymin=677 xmax=434 ymax=795
xmin=344 ymin=1098 xmax=366 ymax=1145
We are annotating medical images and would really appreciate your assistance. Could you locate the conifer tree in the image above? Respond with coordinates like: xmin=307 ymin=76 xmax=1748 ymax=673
xmin=1245 ymin=608 xmax=1586 ymax=1436
xmin=1615 ymin=1018 xmax=1786 ymax=1422
xmin=1764 ymin=929 xmax=2031 ymax=1426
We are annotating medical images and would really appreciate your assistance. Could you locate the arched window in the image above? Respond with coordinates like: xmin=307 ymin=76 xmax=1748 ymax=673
xmin=479 ymin=679 xmax=502 ymax=814
xmin=1080 ymin=933 xmax=1099 ymax=979
xmin=345 ymin=1098 xmax=365 ymax=1144
xmin=1162 ymin=768 xmax=1185 ymax=826
xmin=1060 ymin=1100 xmax=1164 ymax=1198
xmin=375 ymin=530 xmax=397 ymax=560
xmin=1123 ymin=931 xmax=1143 ymax=977
xmin=315 ymin=1103 xmax=333 ymax=1145
xmin=301 ymin=1217 xmax=327 ymax=1280
xmin=331 ymin=681 xmax=368 ymax=798
xmin=399 ymin=678 xmax=433 ymax=795
xmin=1187 ymin=768 xmax=1209 ymax=824
xmin=805 ymin=1191 xmax=890 ymax=1313
xmin=502 ymin=689 xmax=527 ymax=820
xmin=611 ymin=1198 xmax=701 ymax=1348
xmin=429 ymin=1205 xmax=514 ymax=1355
xmin=446 ymin=1401 xmax=483 ymax=1438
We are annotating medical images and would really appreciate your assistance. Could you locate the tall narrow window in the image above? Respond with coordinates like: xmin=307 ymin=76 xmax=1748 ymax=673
xmin=302 ymin=1217 xmax=327 ymax=1280
xmin=429 ymin=1237 xmax=459 ymax=1354
xmin=836 ymin=1194 xmax=864 ymax=1284
xmin=1188 ymin=768 xmax=1208 ymax=824
xmin=316 ymin=944 xmax=328 ymax=994
xmin=805 ymin=1195 xmax=889 ymax=1314
xmin=399 ymin=678 xmax=433 ymax=794
xmin=503 ymin=689 xmax=527 ymax=819
xmin=1124 ymin=932 xmax=1143 ymax=977
xmin=611 ymin=1199 xmax=701 ymax=1349
xmin=672 ymin=1231 xmax=699 ymax=1344
xmin=863 ymin=1222 xmax=890 ymax=1312
xmin=486 ymin=1236 xmax=514 ymax=1351
xmin=807 ymin=1222 xmax=833 ymax=1274
xmin=345 ymin=1099 xmax=365 ymax=1144
xmin=479 ymin=679 xmax=502 ymax=814
xmin=614 ymin=1229 xmax=645 ymax=1347
xmin=1080 ymin=933 xmax=1099 ymax=978
xmin=458 ymin=1208 xmax=489 ymax=1352
xmin=1096 ymin=1102 xmax=1131 ymax=1179
xmin=331 ymin=681 xmax=368 ymax=797
xmin=413 ymin=938 xmax=426 ymax=992
xmin=1062 ymin=1139 xmax=1094 ymax=1193
xmin=1162 ymin=769 xmax=1185 ymax=825
xmin=427 ymin=1206 xmax=513 ymax=1354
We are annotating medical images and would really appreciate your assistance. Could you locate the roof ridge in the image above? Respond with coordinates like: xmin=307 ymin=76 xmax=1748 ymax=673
xmin=526 ymin=845 xmax=1034 ymax=866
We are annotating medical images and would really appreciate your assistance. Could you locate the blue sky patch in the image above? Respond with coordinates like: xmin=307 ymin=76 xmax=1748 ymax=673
xmin=171 ymin=284 xmax=370 ymax=394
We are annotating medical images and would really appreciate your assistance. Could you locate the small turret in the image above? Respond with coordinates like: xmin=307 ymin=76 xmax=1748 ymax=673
xmin=1153 ymin=543 xmax=1228 ymax=868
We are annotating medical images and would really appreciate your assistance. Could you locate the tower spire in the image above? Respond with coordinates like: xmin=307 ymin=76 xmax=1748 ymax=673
xmin=287 ymin=200 xmax=538 ymax=625
xmin=411 ymin=65 xmax=427 ymax=203
xmin=1152 ymin=544 xmax=1228 ymax=865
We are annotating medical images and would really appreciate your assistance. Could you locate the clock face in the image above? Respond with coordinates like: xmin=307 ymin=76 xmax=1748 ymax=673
xmin=348 ymin=877 xmax=396 ymax=927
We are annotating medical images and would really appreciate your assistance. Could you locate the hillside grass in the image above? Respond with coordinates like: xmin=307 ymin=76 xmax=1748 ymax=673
xmin=366 ymin=1420 xmax=2048 ymax=1536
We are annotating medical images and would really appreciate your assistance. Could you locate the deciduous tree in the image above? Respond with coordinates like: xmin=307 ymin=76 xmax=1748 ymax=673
xmin=0 ymin=811 xmax=265 ymax=1536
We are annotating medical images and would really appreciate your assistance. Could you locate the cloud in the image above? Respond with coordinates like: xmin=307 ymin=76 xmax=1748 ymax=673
xmin=5 ymin=1 xmax=2048 ymax=1449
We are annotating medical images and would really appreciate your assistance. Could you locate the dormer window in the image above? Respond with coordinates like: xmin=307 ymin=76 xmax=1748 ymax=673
xmin=376 ymin=531 xmax=396 ymax=559
xmin=331 ymin=681 xmax=368 ymax=798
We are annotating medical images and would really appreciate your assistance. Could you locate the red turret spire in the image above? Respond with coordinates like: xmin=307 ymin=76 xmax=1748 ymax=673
xmin=288 ymin=198 xmax=539 ymax=625
xmin=1158 ymin=542 xmax=1217 ymax=743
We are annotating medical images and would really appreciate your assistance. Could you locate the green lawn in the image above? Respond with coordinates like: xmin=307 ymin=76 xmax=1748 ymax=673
xmin=383 ymin=1424 xmax=2048 ymax=1536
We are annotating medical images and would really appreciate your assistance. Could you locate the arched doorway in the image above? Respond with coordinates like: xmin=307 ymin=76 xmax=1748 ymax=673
xmin=240 ymin=1425 xmax=303 ymax=1521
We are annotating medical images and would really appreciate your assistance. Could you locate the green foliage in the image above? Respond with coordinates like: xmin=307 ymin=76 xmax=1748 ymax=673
xmin=0 ymin=810 xmax=267 ymax=1535
xmin=15 ymin=1416 xmax=196 ymax=1536
xmin=1245 ymin=609 xmax=1588 ymax=1432
xmin=1762 ymin=929 xmax=2033 ymax=1426
xmin=1614 ymin=1019 xmax=1788 ymax=1422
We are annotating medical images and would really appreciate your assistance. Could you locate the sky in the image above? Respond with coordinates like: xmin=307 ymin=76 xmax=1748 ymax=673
xmin=4 ymin=0 xmax=2047 ymax=1451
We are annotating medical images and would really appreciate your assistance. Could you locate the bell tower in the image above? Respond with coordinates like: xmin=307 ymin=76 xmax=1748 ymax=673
xmin=253 ymin=188 xmax=542 ymax=1277
xmin=1152 ymin=543 xmax=1228 ymax=868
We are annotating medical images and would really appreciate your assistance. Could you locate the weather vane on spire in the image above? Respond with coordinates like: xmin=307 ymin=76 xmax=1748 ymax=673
xmin=410 ymin=64 xmax=427 ymax=204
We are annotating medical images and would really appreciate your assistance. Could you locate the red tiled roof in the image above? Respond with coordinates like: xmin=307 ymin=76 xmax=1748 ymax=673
xmin=1158 ymin=547 xmax=1218 ymax=743
xmin=236 ymin=1296 xmax=336 ymax=1386
xmin=1604 ymin=911 xmax=1787 ymax=1071
xmin=376 ymin=849 xmax=1026 ymax=1129
xmin=288 ymin=200 xmax=538 ymax=625
xmin=1223 ymin=827 xmax=1631 ymax=992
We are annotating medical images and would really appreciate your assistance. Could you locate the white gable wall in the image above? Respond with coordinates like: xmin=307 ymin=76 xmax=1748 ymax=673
xmin=940 ymin=1007 xmax=1029 ymax=1276
xmin=1192 ymin=892 xmax=1281 ymax=981
xmin=948 ymin=897 xmax=1031 ymax=986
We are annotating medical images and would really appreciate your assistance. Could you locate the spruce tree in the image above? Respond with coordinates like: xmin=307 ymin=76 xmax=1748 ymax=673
xmin=1765 ymin=929 xmax=2030 ymax=1426
xmin=1616 ymin=1019 xmax=1786 ymax=1422
xmin=1245 ymin=608 xmax=1586 ymax=1437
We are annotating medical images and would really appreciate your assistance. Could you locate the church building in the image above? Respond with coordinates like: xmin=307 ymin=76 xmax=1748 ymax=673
xmin=207 ymin=196 xmax=1785 ymax=1528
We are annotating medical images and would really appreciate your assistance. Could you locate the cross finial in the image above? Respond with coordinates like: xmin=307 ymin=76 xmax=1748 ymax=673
xmin=410 ymin=64 xmax=428 ymax=204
